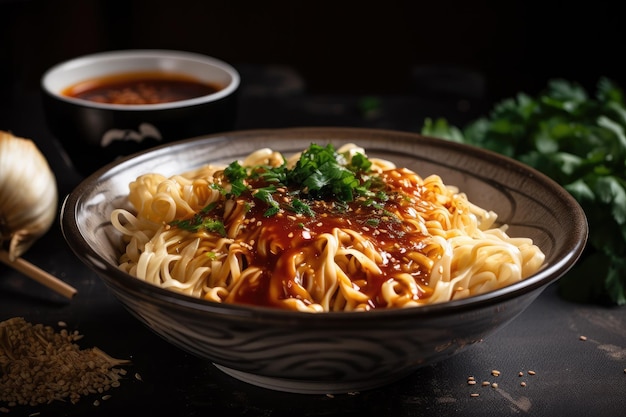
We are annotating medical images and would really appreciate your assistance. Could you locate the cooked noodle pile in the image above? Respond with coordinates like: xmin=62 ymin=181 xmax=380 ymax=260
xmin=111 ymin=143 xmax=545 ymax=312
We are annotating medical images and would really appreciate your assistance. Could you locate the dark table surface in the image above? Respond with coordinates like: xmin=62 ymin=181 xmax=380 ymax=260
xmin=1 ymin=66 xmax=625 ymax=417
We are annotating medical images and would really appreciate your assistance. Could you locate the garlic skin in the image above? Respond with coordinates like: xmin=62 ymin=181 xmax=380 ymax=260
xmin=0 ymin=131 xmax=58 ymax=261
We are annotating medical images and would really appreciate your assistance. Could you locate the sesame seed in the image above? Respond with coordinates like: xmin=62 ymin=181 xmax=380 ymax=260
xmin=467 ymin=380 xmax=477 ymax=385
xmin=579 ymin=335 xmax=587 ymax=341
xmin=528 ymin=370 xmax=536 ymax=376
xmin=481 ymin=381 xmax=490 ymax=387
xmin=491 ymin=370 xmax=501 ymax=377
xmin=518 ymin=372 xmax=524 ymax=377
xmin=491 ymin=383 xmax=498 ymax=389
xmin=0 ymin=318 xmax=131 ymax=410
xmin=521 ymin=382 xmax=527 ymax=387
xmin=470 ymin=393 xmax=480 ymax=397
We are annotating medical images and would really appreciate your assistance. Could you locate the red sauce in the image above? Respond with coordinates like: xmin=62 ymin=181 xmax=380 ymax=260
xmin=62 ymin=71 xmax=221 ymax=105
xmin=195 ymin=168 xmax=440 ymax=309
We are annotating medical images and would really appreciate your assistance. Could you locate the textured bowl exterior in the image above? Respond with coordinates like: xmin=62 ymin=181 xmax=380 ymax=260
xmin=61 ymin=127 xmax=588 ymax=393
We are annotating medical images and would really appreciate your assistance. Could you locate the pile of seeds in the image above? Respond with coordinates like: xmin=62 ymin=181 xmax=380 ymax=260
xmin=0 ymin=317 xmax=131 ymax=409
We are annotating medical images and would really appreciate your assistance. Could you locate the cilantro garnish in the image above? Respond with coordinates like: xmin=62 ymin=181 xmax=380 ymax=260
xmin=170 ymin=215 xmax=226 ymax=237
xmin=252 ymin=186 xmax=281 ymax=217
xmin=287 ymin=143 xmax=368 ymax=202
xmin=289 ymin=198 xmax=315 ymax=216
xmin=219 ymin=143 xmax=384 ymax=218
xmin=223 ymin=161 xmax=248 ymax=196
xmin=171 ymin=144 xmax=390 ymax=238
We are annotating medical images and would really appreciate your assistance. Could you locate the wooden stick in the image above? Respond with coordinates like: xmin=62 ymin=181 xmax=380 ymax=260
xmin=0 ymin=250 xmax=77 ymax=299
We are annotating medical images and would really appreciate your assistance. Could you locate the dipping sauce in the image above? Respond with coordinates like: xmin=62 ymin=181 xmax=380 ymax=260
xmin=62 ymin=71 xmax=222 ymax=105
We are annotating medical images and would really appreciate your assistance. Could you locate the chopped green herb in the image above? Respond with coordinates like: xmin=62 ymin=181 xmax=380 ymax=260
xmin=366 ymin=218 xmax=380 ymax=227
xmin=223 ymin=161 xmax=248 ymax=196
xmin=201 ymin=202 xmax=218 ymax=213
xmin=172 ymin=144 xmax=392 ymax=243
xmin=286 ymin=143 xmax=372 ymax=202
xmin=170 ymin=215 xmax=226 ymax=237
xmin=252 ymin=186 xmax=280 ymax=217
xmin=289 ymin=199 xmax=315 ymax=216
xmin=217 ymin=143 xmax=384 ymax=217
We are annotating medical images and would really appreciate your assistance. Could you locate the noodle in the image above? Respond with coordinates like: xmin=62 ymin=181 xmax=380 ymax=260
xmin=111 ymin=143 xmax=545 ymax=312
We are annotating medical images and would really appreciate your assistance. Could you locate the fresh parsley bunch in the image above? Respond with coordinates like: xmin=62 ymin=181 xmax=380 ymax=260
xmin=422 ymin=77 xmax=626 ymax=306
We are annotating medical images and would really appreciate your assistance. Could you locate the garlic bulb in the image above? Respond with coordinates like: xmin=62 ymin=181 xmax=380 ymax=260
xmin=0 ymin=131 xmax=58 ymax=261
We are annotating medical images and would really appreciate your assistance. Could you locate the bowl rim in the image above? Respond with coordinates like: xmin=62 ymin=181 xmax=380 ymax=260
xmin=41 ymin=49 xmax=240 ymax=111
xmin=60 ymin=127 xmax=589 ymax=324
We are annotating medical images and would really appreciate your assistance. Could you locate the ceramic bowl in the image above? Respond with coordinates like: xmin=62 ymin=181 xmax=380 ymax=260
xmin=60 ymin=127 xmax=588 ymax=394
xmin=41 ymin=49 xmax=240 ymax=176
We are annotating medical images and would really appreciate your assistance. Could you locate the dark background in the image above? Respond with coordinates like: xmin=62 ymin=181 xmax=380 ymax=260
xmin=1 ymin=0 xmax=625 ymax=129
xmin=2 ymin=3 xmax=626 ymax=416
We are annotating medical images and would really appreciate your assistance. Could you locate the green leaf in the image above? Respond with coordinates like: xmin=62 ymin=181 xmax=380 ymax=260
xmin=252 ymin=186 xmax=280 ymax=217
xmin=592 ymin=176 xmax=626 ymax=225
xmin=421 ymin=117 xmax=466 ymax=143
xmin=597 ymin=115 xmax=626 ymax=150
xmin=565 ymin=179 xmax=595 ymax=202
xmin=224 ymin=161 xmax=248 ymax=196
xmin=605 ymin=259 xmax=626 ymax=306
xmin=289 ymin=199 xmax=315 ymax=216
xmin=170 ymin=215 xmax=226 ymax=237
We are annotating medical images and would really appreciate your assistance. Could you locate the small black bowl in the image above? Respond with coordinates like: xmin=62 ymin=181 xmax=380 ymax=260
xmin=41 ymin=49 xmax=240 ymax=176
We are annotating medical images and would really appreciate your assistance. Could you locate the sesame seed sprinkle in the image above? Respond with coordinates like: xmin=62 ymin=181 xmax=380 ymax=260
xmin=0 ymin=317 xmax=131 ymax=410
